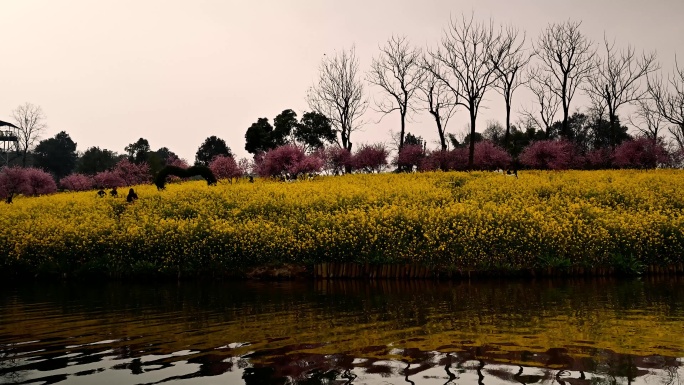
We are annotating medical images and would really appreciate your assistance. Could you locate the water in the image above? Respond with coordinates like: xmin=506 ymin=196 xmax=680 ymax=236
xmin=1 ymin=277 xmax=683 ymax=385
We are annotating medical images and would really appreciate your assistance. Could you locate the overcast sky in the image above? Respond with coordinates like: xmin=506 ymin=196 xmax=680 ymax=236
xmin=2 ymin=0 xmax=683 ymax=162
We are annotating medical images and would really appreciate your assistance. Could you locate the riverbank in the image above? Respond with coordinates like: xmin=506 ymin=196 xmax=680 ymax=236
xmin=1 ymin=170 xmax=683 ymax=279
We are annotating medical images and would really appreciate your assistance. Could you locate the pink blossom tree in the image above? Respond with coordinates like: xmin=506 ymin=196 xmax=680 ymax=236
xmin=395 ymin=144 xmax=425 ymax=172
xmin=584 ymin=148 xmax=612 ymax=170
xmin=23 ymin=168 xmax=58 ymax=196
xmin=60 ymin=173 xmax=95 ymax=191
xmin=519 ymin=139 xmax=578 ymax=170
xmin=319 ymin=146 xmax=352 ymax=175
xmin=612 ymin=137 xmax=670 ymax=169
xmin=93 ymin=170 xmax=126 ymax=189
xmin=255 ymin=144 xmax=323 ymax=179
xmin=0 ymin=166 xmax=29 ymax=201
xmin=288 ymin=154 xmax=324 ymax=177
xmin=473 ymin=141 xmax=512 ymax=170
xmin=420 ymin=149 xmax=468 ymax=171
xmin=351 ymin=144 xmax=388 ymax=173
xmin=113 ymin=159 xmax=151 ymax=186
xmin=209 ymin=155 xmax=244 ymax=181
xmin=165 ymin=155 xmax=189 ymax=168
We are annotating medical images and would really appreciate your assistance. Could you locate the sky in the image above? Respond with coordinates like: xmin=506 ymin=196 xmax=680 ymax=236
xmin=2 ymin=0 xmax=683 ymax=163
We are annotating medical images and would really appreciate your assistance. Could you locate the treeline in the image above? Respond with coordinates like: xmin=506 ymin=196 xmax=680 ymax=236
xmin=303 ymin=15 xmax=683 ymax=170
xmin=2 ymin=14 xmax=683 ymax=196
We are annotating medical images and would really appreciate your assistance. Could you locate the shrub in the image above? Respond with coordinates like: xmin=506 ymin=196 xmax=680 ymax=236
xmin=289 ymin=154 xmax=324 ymax=177
xmin=256 ymin=145 xmax=323 ymax=179
xmin=395 ymin=144 xmax=425 ymax=171
xmin=60 ymin=173 xmax=95 ymax=191
xmin=319 ymin=146 xmax=352 ymax=175
xmin=0 ymin=166 xmax=29 ymax=200
xmin=93 ymin=170 xmax=126 ymax=189
xmin=210 ymin=155 xmax=244 ymax=180
xmin=420 ymin=149 xmax=467 ymax=171
xmin=612 ymin=137 xmax=670 ymax=169
xmin=113 ymin=159 xmax=151 ymax=186
xmin=23 ymin=168 xmax=58 ymax=196
xmin=166 ymin=155 xmax=189 ymax=169
xmin=519 ymin=139 xmax=578 ymax=170
xmin=351 ymin=144 xmax=388 ymax=173
xmin=473 ymin=140 xmax=512 ymax=170
xmin=585 ymin=148 xmax=613 ymax=170
xmin=0 ymin=167 xmax=57 ymax=198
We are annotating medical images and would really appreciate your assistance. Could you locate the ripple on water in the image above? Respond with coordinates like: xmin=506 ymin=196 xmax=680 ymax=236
xmin=1 ymin=278 xmax=683 ymax=384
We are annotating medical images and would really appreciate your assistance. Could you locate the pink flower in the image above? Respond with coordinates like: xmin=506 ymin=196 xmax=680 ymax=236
xmin=519 ymin=139 xmax=578 ymax=170
xmin=60 ymin=173 xmax=95 ymax=191
xmin=210 ymin=155 xmax=244 ymax=180
xmin=351 ymin=144 xmax=388 ymax=173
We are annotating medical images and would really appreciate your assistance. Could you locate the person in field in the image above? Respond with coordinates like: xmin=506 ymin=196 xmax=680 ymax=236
xmin=126 ymin=188 xmax=138 ymax=203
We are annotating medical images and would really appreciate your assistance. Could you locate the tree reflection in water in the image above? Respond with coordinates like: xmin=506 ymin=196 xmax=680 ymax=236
xmin=1 ymin=277 xmax=683 ymax=384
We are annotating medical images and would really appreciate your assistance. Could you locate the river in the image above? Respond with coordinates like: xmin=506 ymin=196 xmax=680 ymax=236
xmin=1 ymin=277 xmax=683 ymax=384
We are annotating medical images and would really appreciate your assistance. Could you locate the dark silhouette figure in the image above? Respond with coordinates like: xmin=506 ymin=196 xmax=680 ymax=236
xmin=110 ymin=187 xmax=118 ymax=197
xmin=126 ymin=188 xmax=138 ymax=203
xmin=97 ymin=190 xmax=106 ymax=197
xmin=507 ymin=169 xmax=518 ymax=178
xmin=5 ymin=195 xmax=12 ymax=204
xmin=248 ymin=175 xmax=254 ymax=183
xmin=154 ymin=165 xmax=218 ymax=190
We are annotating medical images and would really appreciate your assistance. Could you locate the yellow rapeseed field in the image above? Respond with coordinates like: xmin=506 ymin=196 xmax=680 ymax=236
xmin=1 ymin=170 xmax=683 ymax=276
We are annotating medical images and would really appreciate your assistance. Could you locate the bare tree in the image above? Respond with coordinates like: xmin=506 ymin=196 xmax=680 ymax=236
xmin=629 ymin=98 xmax=666 ymax=143
xmin=11 ymin=102 xmax=47 ymax=166
xmin=521 ymin=66 xmax=561 ymax=138
xmin=419 ymin=58 xmax=458 ymax=150
xmin=491 ymin=25 xmax=531 ymax=146
xmin=428 ymin=13 xmax=502 ymax=168
xmin=367 ymin=35 xmax=423 ymax=150
xmin=585 ymin=36 xmax=658 ymax=145
xmin=535 ymin=20 xmax=594 ymax=137
xmin=307 ymin=47 xmax=368 ymax=152
xmin=648 ymin=60 xmax=684 ymax=150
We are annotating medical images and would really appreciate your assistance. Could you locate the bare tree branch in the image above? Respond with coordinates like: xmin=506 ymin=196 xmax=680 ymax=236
xmin=491 ymin=24 xmax=531 ymax=146
xmin=427 ymin=13 xmax=502 ymax=168
xmin=418 ymin=57 xmax=458 ymax=151
xmin=534 ymin=20 xmax=595 ymax=137
xmin=585 ymin=35 xmax=659 ymax=130
xmin=522 ymin=66 xmax=561 ymax=138
xmin=367 ymin=35 xmax=424 ymax=150
xmin=648 ymin=58 xmax=684 ymax=150
xmin=11 ymin=102 xmax=47 ymax=167
xmin=629 ymin=98 xmax=666 ymax=142
xmin=307 ymin=47 xmax=368 ymax=151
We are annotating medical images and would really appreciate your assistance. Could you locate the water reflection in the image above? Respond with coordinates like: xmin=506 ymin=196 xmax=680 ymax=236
xmin=0 ymin=277 xmax=682 ymax=384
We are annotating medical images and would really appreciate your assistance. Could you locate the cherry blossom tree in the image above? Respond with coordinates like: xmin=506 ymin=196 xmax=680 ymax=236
xmin=612 ymin=137 xmax=669 ymax=169
xmin=519 ymin=140 xmax=579 ymax=170
xmin=351 ymin=144 xmax=388 ymax=173
xmin=209 ymin=155 xmax=244 ymax=181
xmin=60 ymin=173 xmax=95 ymax=191
xmin=473 ymin=141 xmax=512 ymax=170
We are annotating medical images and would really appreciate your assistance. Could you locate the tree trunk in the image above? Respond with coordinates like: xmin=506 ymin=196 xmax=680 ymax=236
xmin=431 ymin=112 xmax=447 ymax=151
xmin=504 ymin=103 xmax=512 ymax=147
xmin=468 ymin=112 xmax=476 ymax=169
xmin=399 ymin=112 xmax=406 ymax=150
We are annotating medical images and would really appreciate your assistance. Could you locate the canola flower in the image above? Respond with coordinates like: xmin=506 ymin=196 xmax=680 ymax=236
xmin=1 ymin=170 xmax=683 ymax=277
